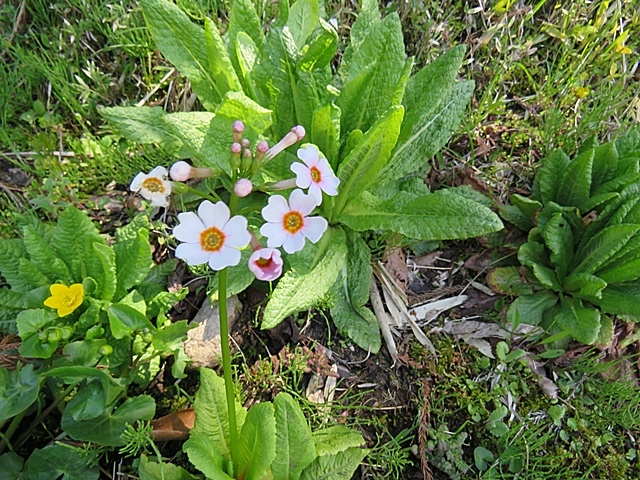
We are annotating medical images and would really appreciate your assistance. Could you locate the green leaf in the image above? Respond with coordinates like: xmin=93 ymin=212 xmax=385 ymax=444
xmin=293 ymin=69 xmax=327 ymax=133
xmin=509 ymin=193 xmax=542 ymax=230
xmin=563 ymin=273 xmax=607 ymax=299
xmin=107 ymin=302 xmax=154 ymax=340
xmin=589 ymin=284 xmax=640 ymax=317
xmin=228 ymin=0 xmax=264 ymax=55
xmin=531 ymin=263 xmax=562 ymax=292
xmin=337 ymin=14 xmax=405 ymax=134
xmin=0 ymin=363 xmax=40 ymax=423
xmin=345 ymin=229 xmax=372 ymax=306
xmin=64 ymin=380 xmax=108 ymax=421
xmin=24 ymin=444 xmax=99 ymax=480
xmin=161 ymin=112 xmax=217 ymax=162
xmin=486 ymin=267 xmax=534 ymax=296
xmin=299 ymin=447 xmax=367 ymax=480
xmin=591 ymin=142 xmax=619 ymax=192
xmin=62 ymin=395 xmax=156 ymax=446
xmin=286 ymin=0 xmax=318 ymax=49
xmin=208 ymin=249 xmax=255 ymax=301
xmin=506 ymin=291 xmax=558 ymax=325
xmin=263 ymin=228 xmax=348 ymax=329
xmin=337 ymin=190 xmax=503 ymax=240
xmin=192 ymin=368 xmax=248 ymax=461
xmin=311 ymin=101 xmax=341 ymax=167
xmin=571 ymin=224 xmax=640 ymax=275
xmin=92 ymin=242 xmax=117 ymax=301
xmin=17 ymin=309 xmax=59 ymax=358
xmin=271 ymin=393 xmax=317 ymax=480
xmin=141 ymin=0 xmax=219 ymax=109
xmin=554 ymin=299 xmax=600 ymax=345
xmin=0 ymin=287 xmax=26 ymax=333
xmin=205 ymin=18 xmax=242 ymax=96
xmin=338 ymin=0 xmax=379 ymax=79
xmin=235 ymin=402 xmax=277 ymax=480
xmin=0 ymin=239 xmax=29 ymax=292
xmin=99 ymin=107 xmax=180 ymax=153
xmin=18 ymin=258 xmax=50 ymax=290
xmin=533 ymin=149 xmax=571 ymax=203
xmin=23 ymin=225 xmax=71 ymax=283
xmin=0 ymin=452 xmax=23 ymax=480
xmin=235 ymin=32 xmax=259 ymax=97
xmin=153 ymin=320 xmax=191 ymax=352
xmin=333 ymin=107 xmax=404 ymax=215
xmin=183 ymin=433 xmax=233 ymax=480
xmin=298 ymin=19 xmax=338 ymax=72
xmin=541 ymin=213 xmax=573 ymax=280
xmin=42 ymin=367 xmax=125 ymax=405
xmin=312 ymin=426 xmax=365 ymax=456
xmin=139 ymin=455 xmax=200 ymax=480
xmin=556 ymin=148 xmax=594 ymax=207
xmin=114 ymin=228 xmax=152 ymax=300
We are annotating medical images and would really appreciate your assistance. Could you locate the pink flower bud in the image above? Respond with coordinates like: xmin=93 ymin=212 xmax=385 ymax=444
xmin=234 ymin=178 xmax=253 ymax=197
xmin=291 ymin=125 xmax=306 ymax=141
xmin=242 ymin=138 xmax=250 ymax=148
xmin=231 ymin=142 xmax=242 ymax=154
xmin=233 ymin=120 xmax=245 ymax=143
xmin=265 ymin=125 xmax=307 ymax=161
xmin=257 ymin=141 xmax=269 ymax=153
xmin=248 ymin=248 xmax=283 ymax=281
xmin=169 ymin=161 xmax=192 ymax=182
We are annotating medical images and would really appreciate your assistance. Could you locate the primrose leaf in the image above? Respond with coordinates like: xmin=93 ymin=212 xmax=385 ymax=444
xmin=62 ymin=395 xmax=156 ymax=446
xmin=312 ymin=426 xmax=366 ymax=456
xmin=0 ymin=287 xmax=26 ymax=334
xmin=235 ymin=402 xmax=276 ymax=480
xmin=141 ymin=0 xmax=219 ymax=109
xmin=23 ymin=226 xmax=71 ymax=284
xmin=228 ymin=0 xmax=264 ymax=56
xmin=139 ymin=455 xmax=200 ymax=480
xmin=338 ymin=190 xmax=503 ymax=240
xmin=556 ymin=148 xmax=593 ymax=208
xmin=0 ymin=239 xmax=29 ymax=292
xmin=616 ymin=124 xmax=640 ymax=159
xmin=234 ymin=32 xmax=259 ymax=96
xmin=572 ymin=224 xmax=640 ymax=275
xmin=311 ymin=101 xmax=341 ymax=167
xmin=262 ymin=228 xmax=348 ymax=330
xmin=91 ymin=242 xmax=117 ymax=301
xmin=114 ymin=228 xmax=152 ymax=301
xmin=0 ymin=364 xmax=40 ymax=423
xmin=205 ymin=18 xmax=242 ymax=98
xmin=99 ymin=107 xmax=181 ymax=153
xmin=286 ymin=0 xmax=318 ymax=49
xmin=589 ymin=284 xmax=640 ymax=317
xmin=563 ymin=273 xmax=607 ymax=299
xmin=541 ymin=213 xmax=574 ymax=280
xmin=506 ymin=291 xmax=558 ymax=325
xmin=532 ymin=149 xmax=571 ymax=203
xmin=338 ymin=0 xmax=380 ymax=79
xmin=271 ymin=393 xmax=317 ymax=480
xmin=298 ymin=19 xmax=338 ymax=72
xmin=591 ymin=142 xmax=619 ymax=192
xmin=183 ymin=433 xmax=233 ymax=480
xmin=24 ymin=444 xmax=99 ymax=480
xmin=554 ymin=299 xmax=600 ymax=345
xmin=299 ymin=447 xmax=368 ymax=480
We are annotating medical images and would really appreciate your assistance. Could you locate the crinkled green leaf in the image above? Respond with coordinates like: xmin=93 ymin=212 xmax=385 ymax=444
xmin=0 ymin=363 xmax=40 ymax=423
xmin=114 ymin=228 xmax=152 ymax=300
xmin=228 ymin=0 xmax=264 ymax=56
xmin=235 ymin=32 xmax=259 ymax=96
xmin=563 ymin=273 xmax=607 ymax=299
xmin=532 ymin=149 xmax=571 ymax=203
xmin=311 ymin=101 xmax=341 ymax=167
xmin=0 ymin=287 xmax=26 ymax=334
xmin=235 ymin=402 xmax=276 ymax=480
xmin=506 ymin=291 xmax=558 ymax=325
xmin=591 ymin=142 xmax=619 ymax=192
xmin=183 ymin=433 xmax=233 ymax=480
xmin=23 ymin=226 xmax=71 ymax=283
xmin=554 ymin=299 xmax=600 ymax=345
xmin=17 ymin=258 xmax=50 ymax=290
xmin=299 ymin=447 xmax=367 ymax=480
xmin=298 ymin=19 xmax=338 ymax=72
xmin=0 ymin=239 xmax=29 ymax=292
xmin=330 ymin=283 xmax=380 ymax=353
xmin=338 ymin=0 xmax=379 ymax=79
xmin=91 ymin=242 xmax=117 ymax=301
xmin=589 ymin=284 xmax=640 ymax=317
xmin=286 ymin=0 xmax=318 ymax=49
xmin=572 ymin=224 xmax=640 ymax=275
xmin=541 ymin=213 xmax=573 ymax=280
xmin=205 ymin=18 xmax=242 ymax=97
xmin=312 ymin=426 xmax=365 ymax=457
xmin=556 ymin=148 xmax=593 ymax=208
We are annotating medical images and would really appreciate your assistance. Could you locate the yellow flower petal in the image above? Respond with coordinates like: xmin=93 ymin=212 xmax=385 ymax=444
xmin=50 ymin=283 xmax=69 ymax=297
xmin=44 ymin=283 xmax=85 ymax=317
xmin=44 ymin=296 xmax=64 ymax=310
xmin=69 ymin=283 xmax=85 ymax=298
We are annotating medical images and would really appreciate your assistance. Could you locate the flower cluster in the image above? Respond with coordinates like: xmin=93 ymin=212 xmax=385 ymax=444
xmin=129 ymin=121 xmax=339 ymax=281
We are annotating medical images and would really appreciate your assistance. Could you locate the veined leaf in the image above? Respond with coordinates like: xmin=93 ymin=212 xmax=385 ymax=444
xmin=531 ymin=263 xmax=562 ymax=292
xmin=235 ymin=32 xmax=259 ymax=99
xmin=0 ymin=288 xmax=25 ymax=333
xmin=228 ymin=0 xmax=264 ymax=72
xmin=23 ymin=226 xmax=71 ymax=283
xmin=235 ymin=402 xmax=276 ymax=480
xmin=141 ymin=0 xmax=220 ymax=110
xmin=263 ymin=228 xmax=348 ymax=329
xmin=595 ymin=235 xmax=640 ymax=282
xmin=616 ymin=124 xmax=640 ymax=160
xmin=607 ymin=196 xmax=640 ymax=225
xmin=139 ymin=455 xmax=200 ymax=480
xmin=0 ymin=363 xmax=40 ymax=423
xmin=580 ymin=191 xmax=618 ymax=213
xmin=311 ymin=101 xmax=340 ymax=167
xmin=391 ymin=57 xmax=414 ymax=106
xmin=345 ymin=229 xmax=372 ymax=306
xmin=591 ymin=142 xmax=619 ymax=192
xmin=205 ymin=18 xmax=242 ymax=97
xmin=286 ymin=0 xmax=318 ymax=49
xmin=511 ymin=194 xmax=542 ymax=228
xmin=183 ymin=433 xmax=233 ymax=480
xmin=298 ymin=19 xmax=338 ymax=72
xmin=100 ymin=106 xmax=180 ymax=153
xmin=571 ymin=224 xmax=640 ymax=275
xmin=563 ymin=273 xmax=607 ymax=299
xmin=532 ymin=149 xmax=571 ymax=203
xmin=554 ymin=299 xmax=600 ymax=345
xmin=93 ymin=243 xmax=117 ymax=301
xmin=299 ymin=447 xmax=368 ymax=480
xmin=312 ymin=426 xmax=365 ymax=456
xmin=330 ymin=282 xmax=381 ymax=353
xmin=0 ymin=239 xmax=29 ymax=292
xmin=541 ymin=213 xmax=573 ymax=280
xmin=24 ymin=444 xmax=99 ymax=480
xmin=333 ymin=106 xmax=404 ymax=216
xmin=114 ymin=228 xmax=152 ymax=300
xmin=337 ymin=190 xmax=503 ymax=240
xmin=592 ymin=171 xmax=640 ymax=197
xmin=107 ymin=303 xmax=154 ymax=340
xmin=591 ymin=285 xmax=640 ymax=317
xmin=271 ymin=393 xmax=317 ymax=480
xmin=338 ymin=0 xmax=380 ymax=79
xmin=556 ymin=148 xmax=593 ymax=208
xmin=506 ymin=291 xmax=558 ymax=325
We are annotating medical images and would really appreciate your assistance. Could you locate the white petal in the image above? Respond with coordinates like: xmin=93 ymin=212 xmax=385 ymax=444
xmin=148 ymin=166 xmax=169 ymax=179
xmin=173 ymin=212 xmax=205 ymax=243
xmin=208 ymin=246 xmax=241 ymax=270
xmin=282 ymin=232 xmax=306 ymax=254
xmin=317 ymin=156 xmax=334 ymax=175
xmin=297 ymin=145 xmax=320 ymax=167
xmin=224 ymin=215 xmax=251 ymax=247
xmin=162 ymin=179 xmax=173 ymax=194
xmin=291 ymin=162 xmax=312 ymax=188
xmin=289 ymin=189 xmax=316 ymax=216
xmin=130 ymin=173 xmax=146 ymax=192
xmin=301 ymin=216 xmax=328 ymax=243
xmin=175 ymin=242 xmax=210 ymax=266
xmin=308 ymin=183 xmax=323 ymax=205
xmin=320 ymin=174 xmax=340 ymax=195
xmin=198 ymin=201 xmax=230 ymax=229
xmin=262 ymin=195 xmax=290 ymax=223
xmin=261 ymin=222 xmax=288 ymax=248
xmin=149 ymin=193 xmax=170 ymax=208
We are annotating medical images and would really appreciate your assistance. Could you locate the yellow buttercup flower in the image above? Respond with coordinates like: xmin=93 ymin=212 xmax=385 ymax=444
xmin=44 ymin=283 xmax=85 ymax=317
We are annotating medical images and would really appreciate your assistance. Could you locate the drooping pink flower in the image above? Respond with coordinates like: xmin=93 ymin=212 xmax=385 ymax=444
xmin=248 ymin=248 xmax=283 ymax=281
xmin=260 ymin=189 xmax=328 ymax=254
xmin=173 ymin=201 xmax=251 ymax=271
xmin=291 ymin=144 xmax=340 ymax=205
xmin=130 ymin=166 xmax=172 ymax=207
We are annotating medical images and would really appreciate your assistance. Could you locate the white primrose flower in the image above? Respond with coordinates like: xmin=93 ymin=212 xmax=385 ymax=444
xmin=248 ymin=248 xmax=283 ymax=281
xmin=291 ymin=144 xmax=339 ymax=205
xmin=260 ymin=189 xmax=328 ymax=254
xmin=130 ymin=166 xmax=172 ymax=207
xmin=173 ymin=201 xmax=251 ymax=271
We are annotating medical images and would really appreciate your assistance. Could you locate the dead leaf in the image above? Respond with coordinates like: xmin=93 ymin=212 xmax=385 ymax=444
xmin=383 ymin=247 xmax=408 ymax=292
xmin=151 ymin=408 xmax=195 ymax=441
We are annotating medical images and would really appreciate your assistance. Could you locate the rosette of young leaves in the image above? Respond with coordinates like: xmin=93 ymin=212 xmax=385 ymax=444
xmin=177 ymin=368 xmax=367 ymax=480
xmin=497 ymin=129 xmax=640 ymax=345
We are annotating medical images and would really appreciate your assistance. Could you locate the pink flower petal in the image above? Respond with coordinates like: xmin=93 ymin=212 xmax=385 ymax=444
xmin=289 ymin=189 xmax=316 ymax=216
xmin=248 ymin=248 xmax=283 ymax=281
xmin=261 ymin=222 xmax=288 ymax=248
xmin=291 ymin=162 xmax=312 ymax=189
xmin=307 ymin=183 xmax=323 ymax=205
xmin=297 ymin=145 xmax=319 ymax=167
xmin=282 ymin=232 xmax=306 ymax=254
xmin=174 ymin=212 xmax=205 ymax=243
xmin=198 ymin=201 xmax=230 ymax=229
xmin=175 ymin=242 xmax=210 ymax=266
xmin=208 ymin=245 xmax=241 ymax=270
xmin=301 ymin=216 xmax=328 ymax=243
xmin=224 ymin=216 xmax=251 ymax=247
xmin=262 ymin=195 xmax=291 ymax=223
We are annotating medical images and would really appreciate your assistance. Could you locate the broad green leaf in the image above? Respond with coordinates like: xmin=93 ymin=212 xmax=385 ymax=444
xmin=598 ymin=256 xmax=640 ymax=284
xmin=161 ymin=112 xmax=217 ymax=162
xmin=506 ymin=291 xmax=558 ymax=325
xmin=333 ymin=107 xmax=404 ymax=215
xmin=337 ymin=14 xmax=405 ymax=134
xmin=23 ymin=226 xmax=71 ymax=283
xmin=41 ymin=367 xmax=125 ymax=405
xmin=92 ymin=242 xmax=117 ymax=301
xmin=0 ymin=238 xmax=29 ymax=292
xmin=571 ymin=224 xmax=640 ymax=275
xmin=535 ymin=202 xmax=582 ymax=234
xmin=563 ymin=273 xmax=607 ymax=299
xmin=235 ymin=32 xmax=259 ymax=98
xmin=330 ymin=287 xmax=381 ymax=353
xmin=0 ymin=452 xmax=23 ymax=480
xmin=616 ymin=124 xmax=640 ymax=159
xmin=18 ymin=258 xmax=49 ymax=290
xmin=17 ymin=309 xmax=59 ymax=358
xmin=486 ymin=267 xmax=534 ymax=296
xmin=107 ymin=303 xmax=154 ymax=339
xmin=311 ymin=101 xmax=341 ymax=167
xmin=299 ymin=447 xmax=368 ymax=480
xmin=0 ymin=287 xmax=26 ymax=333
xmin=183 ymin=433 xmax=232 ymax=480
xmin=263 ymin=228 xmax=348 ymax=329
xmin=541 ymin=213 xmax=573 ymax=280
xmin=235 ymin=402 xmax=277 ymax=480
xmin=556 ymin=148 xmax=593 ymax=207
xmin=337 ymin=190 xmax=503 ymax=240
xmin=511 ymin=194 xmax=542 ymax=227
xmin=531 ymin=263 xmax=561 ymax=292
xmin=312 ymin=426 xmax=365 ymax=456
xmin=139 ymin=455 xmax=200 ymax=480
xmin=271 ymin=393 xmax=317 ymax=480
xmin=294 ymin=69 xmax=327 ymax=131
xmin=152 ymin=320 xmax=191 ymax=352
xmin=607 ymin=196 xmax=640 ymax=225
xmin=60 ymin=339 xmax=107 ymax=367
xmin=590 ymin=284 xmax=640 ymax=317
xmin=345 ymin=229 xmax=372 ymax=306
xmin=532 ymin=149 xmax=571 ymax=203
xmin=592 ymin=171 xmax=640 ymax=197
xmin=391 ymin=57 xmax=414 ymax=106
xmin=114 ymin=228 xmax=152 ymax=300
xmin=338 ymin=0 xmax=380 ymax=79
xmin=205 ymin=18 xmax=242 ymax=96
xmin=192 ymin=368 xmax=247 ymax=461
xmin=141 ymin=0 xmax=219 ymax=109
xmin=580 ymin=191 xmax=618 ymax=213
xmin=62 ymin=395 xmax=155 ymax=446
xmin=0 ymin=364 xmax=40 ymax=422
xmin=554 ymin=299 xmax=600 ymax=345
xmin=591 ymin=142 xmax=619 ymax=192
xmin=286 ymin=0 xmax=319 ymax=49
xmin=298 ymin=19 xmax=338 ymax=72
xmin=228 ymin=0 xmax=264 ymax=54
xmin=24 ymin=445 xmax=99 ymax=480
xmin=64 ymin=380 xmax=108 ymax=421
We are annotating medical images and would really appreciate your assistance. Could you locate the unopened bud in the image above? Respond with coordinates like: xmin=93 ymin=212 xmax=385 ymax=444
xmin=234 ymin=178 xmax=253 ymax=197
xmin=233 ymin=121 xmax=245 ymax=143
xmin=169 ymin=161 xmax=213 ymax=181
xmin=251 ymin=140 xmax=270 ymax=173
xmin=241 ymin=148 xmax=253 ymax=171
xmin=230 ymin=142 xmax=242 ymax=170
xmin=242 ymin=138 xmax=250 ymax=149
xmin=264 ymin=125 xmax=307 ymax=162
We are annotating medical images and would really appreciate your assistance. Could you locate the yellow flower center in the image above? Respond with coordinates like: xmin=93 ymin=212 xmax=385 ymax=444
xmin=200 ymin=227 xmax=225 ymax=252
xmin=44 ymin=283 xmax=85 ymax=317
xmin=256 ymin=257 xmax=273 ymax=268
xmin=310 ymin=166 xmax=322 ymax=183
xmin=60 ymin=294 xmax=77 ymax=306
xmin=142 ymin=177 xmax=165 ymax=193
xmin=283 ymin=211 xmax=304 ymax=234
